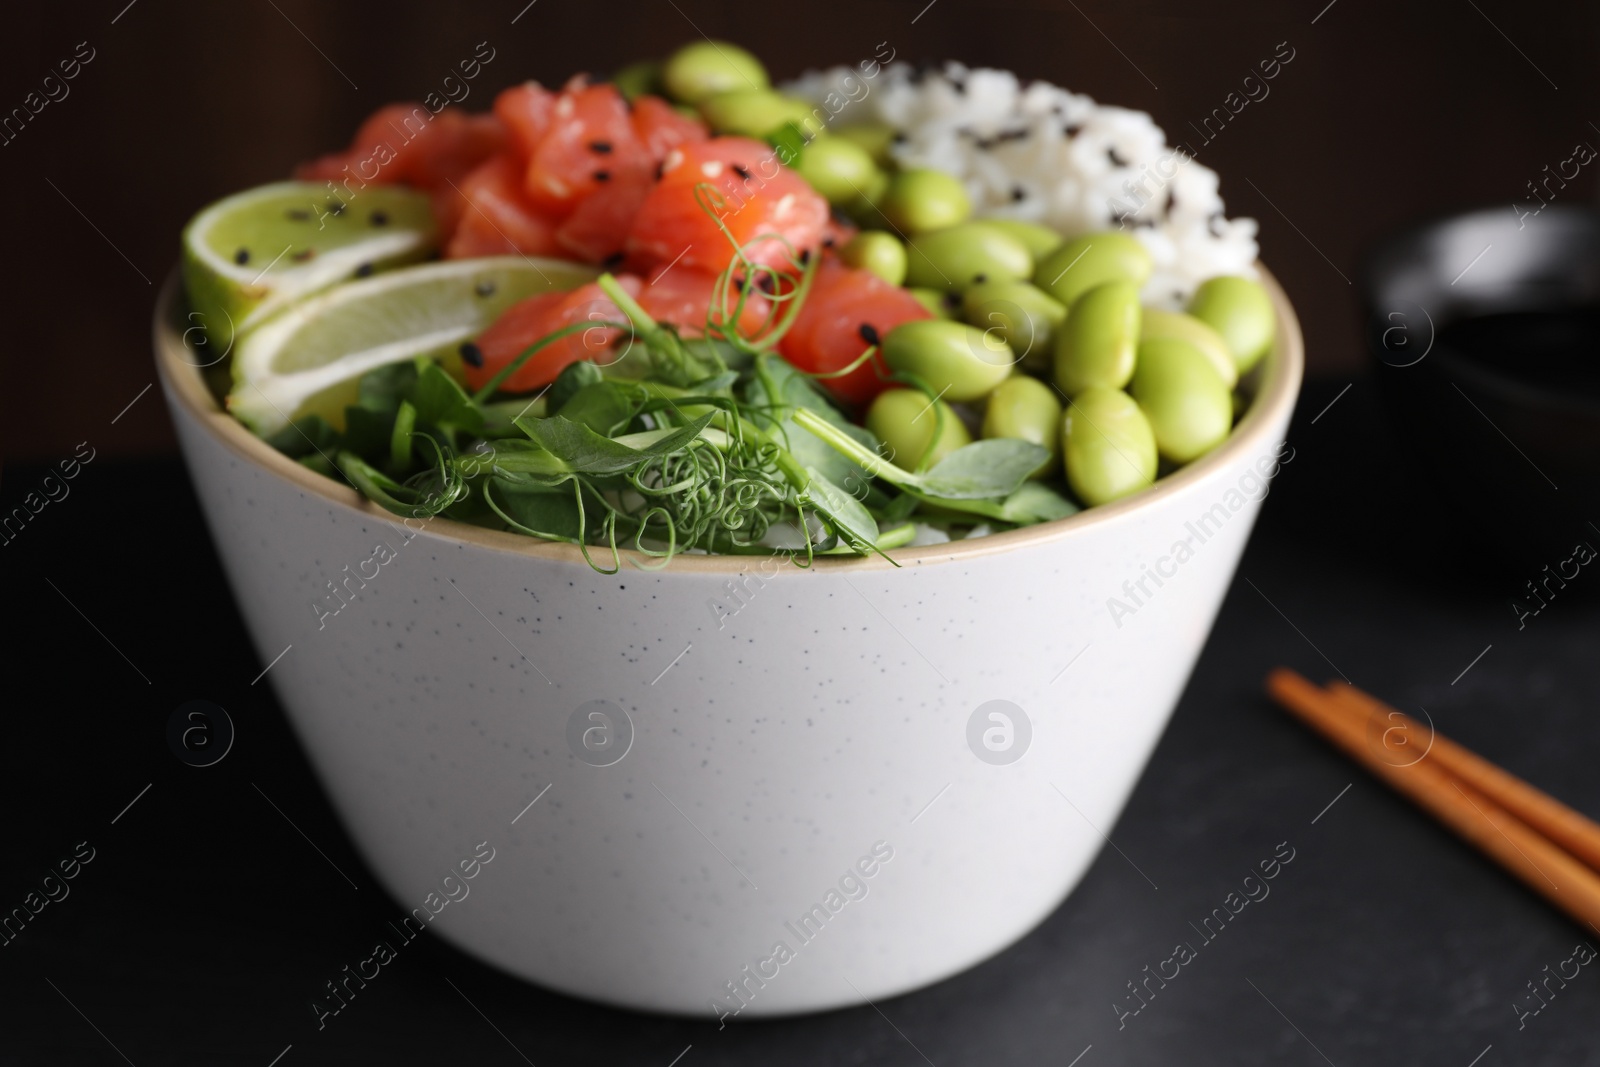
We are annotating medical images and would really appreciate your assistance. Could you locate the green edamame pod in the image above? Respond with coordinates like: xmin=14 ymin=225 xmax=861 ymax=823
xmin=962 ymin=280 xmax=1066 ymax=374
xmin=661 ymin=41 xmax=769 ymax=104
xmin=697 ymin=89 xmax=812 ymax=138
xmin=866 ymin=387 xmax=972 ymax=471
xmin=834 ymin=122 xmax=898 ymax=166
xmin=904 ymin=223 xmax=1033 ymax=293
xmin=613 ymin=61 xmax=663 ymax=102
xmin=1054 ymin=281 xmax=1141 ymax=395
xmin=983 ymin=219 xmax=1064 ymax=260
xmin=1140 ymin=308 xmax=1237 ymax=388
xmin=1130 ymin=337 xmax=1233 ymax=463
xmin=840 ymin=232 xmax=908 ymax=286
xmin=880 ymin=168 xmax=971 ymax=234
xmin=1187 ymin=276 xmax=1275 ymax=373
xmin=1034 ymin=231 xmax=1152 ymax=308
xmin=982 ymin=375 xmax=1063 ymax=478
xmin=882 ymin=319 xmax=1014 ymax=401
xmin=795 ymin=138 xmax=882 ymax=205
xmin=1062 ymin=386 xmax=1157 ymax=506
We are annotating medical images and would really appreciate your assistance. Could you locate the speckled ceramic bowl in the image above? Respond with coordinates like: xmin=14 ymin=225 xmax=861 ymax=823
xmin=154 ymin=269 xmax=1301 ymax=1017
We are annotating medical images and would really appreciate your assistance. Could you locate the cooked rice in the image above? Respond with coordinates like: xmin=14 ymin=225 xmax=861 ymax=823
xmin=784 ymin=61 xmax=1260 ymax=308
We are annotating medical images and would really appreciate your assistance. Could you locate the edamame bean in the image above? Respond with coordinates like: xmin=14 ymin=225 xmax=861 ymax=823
xmin=1187 ymin=276 xmax=1275 ymax=373
xmin=795 ymin=138 xmax=882 ymax=205
xmin=962 ymin=280 xmax=1066 ymax=374
xmin=1062 ymin=386 xmax=1157 ymax=506
xmin=661 ymin=40 xmax=769 ymax=104
xmin=834 ymin=122 xmax=898 ymax=166
xmin=1129 ymin=337 xmax=1233 ymax=463
xmin=613 ymin=61 xmax=663 ymax=102
xmin=904 ymin=223 xmax=1033 ymax=292
xmin=845 ymin=168 xmax=891 ymax=219
xmin=880 ymin=168 xmax=971 ymax=234
xmin=866 ymin=387 xmax=972 ymax=471
xmin=882 ymin=319 xmax=1014 ymax=401
xmin=840 ymin=232 xmax=908 ymax=286
xmin=983 ymin=219 xmax=1064 ymax=260
xmin=1139 ymin=308 xmax=1237 ymax=388
xmin=907 ymin=287 xmax=953 ymax=319
xmin=1034 ymin=231 xmax=1152 ymax=308
xmin=1054 ymin=281 xmax=1140 ymax=395
xmin=697 ymin=89 xmax=811 ymax=138
xmin=982 ymin=376 xmax=1063 ymax=477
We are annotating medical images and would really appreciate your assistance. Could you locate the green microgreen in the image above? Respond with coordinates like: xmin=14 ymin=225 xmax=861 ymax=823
xmin=247 ymin=188 xmax=1078 ymax=571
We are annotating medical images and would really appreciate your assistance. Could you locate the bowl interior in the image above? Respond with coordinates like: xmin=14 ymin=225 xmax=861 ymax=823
xmin=154 ymin=263 xmax=1305 ymax=572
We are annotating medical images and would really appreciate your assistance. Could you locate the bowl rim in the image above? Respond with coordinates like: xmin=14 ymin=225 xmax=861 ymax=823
xmin=153 ymin=263 xmax=1304 ymax=573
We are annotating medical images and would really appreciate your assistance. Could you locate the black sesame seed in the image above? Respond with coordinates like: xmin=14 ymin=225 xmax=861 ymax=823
xmin=822 ymin=235 xmax=836 ymax=248
xmin=654 ymin=160 xmax=667 ymax=180
xmin=892 ymin=131 xmax=908 ymax=144
xmin=1011 ymin=185 xmax=1027 ymax=202
xmin=941 ymin=291 xmax=962 ymax=310
xmin=1064 ymin=123 xmax=1082 ymax=137
xmin=287 ymin=209 xmax=310 ymax=221
xmin=234 ymin=248 xmax=250 ymax=265
xmin=593 ymin=170 xmax=611 ymax=182
xmin=589 ymin=140 xmax=613 ymax=153
xmin=973 ymin=273 xmax=988 ymax=284
xmin=799 ymin=249 xmax=812 ymax=265
xmin=329 ymin=202 xmax=347 ymax=215
xmin=858 ymin=323 xmax=880 ymax=346
xmin=732 ymin=163 xmax=752 ymax=181
xmin=757 ymin=274 xmax=778 ymax=294
xmin=371 ymin=210 xmax=389 ymax=226
xmin=474 ymin=280 xmax=497 ymax=297
xmin=355 ymin=262 xmax=374 ymax=277
xmin=291 ymin=248 xmax=315 ymax=262
xmin=1108 ymin=147 xmax=1128 ymax=167
xmin=601 ymin=252 xmax=626 ymax=271
xmin=459 ymin=341 xmax=484 ymax=368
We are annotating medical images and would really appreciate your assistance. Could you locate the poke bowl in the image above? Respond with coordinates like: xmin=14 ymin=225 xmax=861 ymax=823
xmin=157 ymin=43 xmax=1303 ymax=1017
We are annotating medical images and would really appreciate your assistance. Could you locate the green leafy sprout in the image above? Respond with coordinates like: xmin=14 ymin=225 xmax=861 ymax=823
xmin=257 ymin=183 xmax=1076 ymax=573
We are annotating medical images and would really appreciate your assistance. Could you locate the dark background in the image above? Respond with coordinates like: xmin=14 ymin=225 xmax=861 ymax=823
xmin=4 ymin=1 xmax=1600 ymax=1064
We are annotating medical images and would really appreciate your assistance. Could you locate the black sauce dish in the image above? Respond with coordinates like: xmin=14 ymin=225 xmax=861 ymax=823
xmin=1361 ymin=204 xmax=1600 ymax=592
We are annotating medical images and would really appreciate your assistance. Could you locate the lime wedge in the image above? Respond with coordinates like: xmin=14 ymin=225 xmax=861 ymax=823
xmin=183 ymin=181 xmax=438 ymax=351
xmin=226 ymin=256 xmax=598 ymax=434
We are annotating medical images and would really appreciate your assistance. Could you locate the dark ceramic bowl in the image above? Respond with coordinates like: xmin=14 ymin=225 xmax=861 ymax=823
xmin=1362 ymin=205 xmax=1600 ymax=580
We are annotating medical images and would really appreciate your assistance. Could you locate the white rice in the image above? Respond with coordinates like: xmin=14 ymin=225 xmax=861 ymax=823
xmin=784 ymin=61 xmax=1259 ymax=308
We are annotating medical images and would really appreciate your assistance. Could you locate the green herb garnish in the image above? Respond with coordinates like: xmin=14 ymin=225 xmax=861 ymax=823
xmin=250 ymin=189 xmax=1076 ymax=572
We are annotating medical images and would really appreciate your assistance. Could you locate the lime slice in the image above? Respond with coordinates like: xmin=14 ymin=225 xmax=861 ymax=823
xmin=226 ymin=256 xmax=598 ymax=434
xmin=183 ymin=181 xmax=438 ymax=351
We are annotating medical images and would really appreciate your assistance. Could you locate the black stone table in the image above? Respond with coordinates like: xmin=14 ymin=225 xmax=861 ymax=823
xmin=4 ymin=376 xmax=1597 ymax=1064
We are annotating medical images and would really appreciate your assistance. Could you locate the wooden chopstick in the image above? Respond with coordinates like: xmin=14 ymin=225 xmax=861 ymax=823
xmin=1324 ymin=680 xmax=1600 ymax=874
xmin=1267 ymin=668 xmax=1600 ymax=933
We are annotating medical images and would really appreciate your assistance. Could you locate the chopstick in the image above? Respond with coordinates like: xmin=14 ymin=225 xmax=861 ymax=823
xmin=1266 ymin=668 xmax=1600 ymax=933
xmin=1324 ymin=681 xmax=1600 ymax=873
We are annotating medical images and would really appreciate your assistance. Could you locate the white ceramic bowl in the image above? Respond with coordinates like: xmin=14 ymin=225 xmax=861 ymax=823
xmin=154 ymin=270 xmax=1301 ymax=1017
